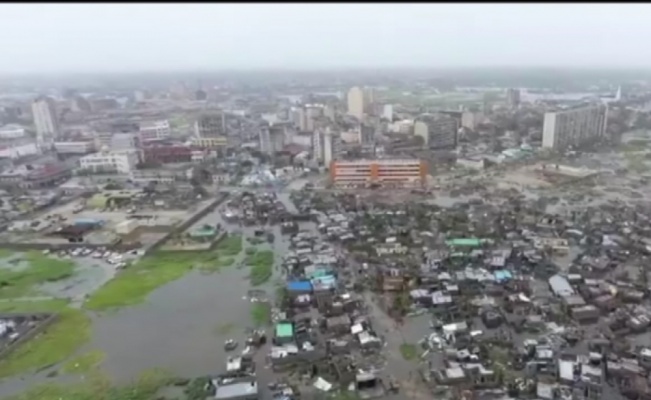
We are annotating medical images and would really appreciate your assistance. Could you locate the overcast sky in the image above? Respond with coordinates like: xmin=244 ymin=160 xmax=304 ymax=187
xmin=1 ymin=3 xmax=650 ymax=73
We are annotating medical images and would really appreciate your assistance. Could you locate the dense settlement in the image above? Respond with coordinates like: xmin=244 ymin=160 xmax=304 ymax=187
xmin=0 ymin=80 xmax=650 ymax=400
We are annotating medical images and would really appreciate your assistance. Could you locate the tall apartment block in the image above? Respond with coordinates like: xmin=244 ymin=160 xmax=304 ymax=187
xmin=32 ymin=96 xmax=60 ymax=146
xmin=506 ymin=88 xmax=521 ymax=108
xmin=414 ymin=113 xmax=459 ymax=150
xmin=542 ymin=104 xmax=607 ymax=150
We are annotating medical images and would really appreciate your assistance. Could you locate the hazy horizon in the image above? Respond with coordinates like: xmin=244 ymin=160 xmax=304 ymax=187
xmin=2 ymin=4 xmax=651 ymax=74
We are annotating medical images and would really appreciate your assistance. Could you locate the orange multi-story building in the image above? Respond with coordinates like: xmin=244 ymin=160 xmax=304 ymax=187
xmin=329 ymin=159 xmax=427 ymax=188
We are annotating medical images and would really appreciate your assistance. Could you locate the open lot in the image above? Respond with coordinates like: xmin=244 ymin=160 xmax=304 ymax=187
xmin=0 ymin=197 xmax=216 ymax=248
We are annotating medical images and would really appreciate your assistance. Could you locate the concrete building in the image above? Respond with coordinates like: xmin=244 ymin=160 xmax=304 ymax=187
xmin=506 ymin=88 xmax=521 ymax=108
xmin=341 ymin=129 xmax=362 ymax=144
xmin=388 ymin=120 xmax=414 ymax=135
xmin=312 ymin=129 xmax=323 ymax=163
xmin=192 ymin=136 xmax=228 ymax=149
xmin=0 ymin=162 xmax=71 ymax=189
xmin=461 ymin=111 xmax=485 ymax=131
xmin=322 ymin=129 xmax=341 ymax=166
xmin=347 ymin=87 xmax=366 ymax=120
xmin=305 ymin=105 xmax=324 ymax=132
xmin=141 ymin=144 xmax=194 ymax=165
xmin=364 ymin=88 xmax=376 ymax=113
xmin=414 ymin=114 xmax=459 ymax=149
xmin=290 ymin=107 xmax=308 ymax=131
xmin=360 ymin=124 xmax=375 ymax=146
xmin=138 ymin=120 xmax=171 ymax=143
xmin=0 ymin=124 xmax=26 ymax=139
xmin=542 ymin=104 xmax=608 ymax=150
xmin=456 ymin=157 xmax=488 ymax=170
xmin=54 ymin=140 xmax=96 ymax=155
xmin=291 ymin=132 xmax=312 ymax=147
xmin=312 ymin=128 xmax=340 ymax=165
xmin=79 ymin=150 xmax=138 ymax=174
xmin=109 ymin=133 xmax=138 ymax=151
xmin=194 ymin=113 xmax=226 ymax=137
xmin=323 ymin=104 xmax=337 ymax=121
xmin=382 ymin=104 xmax=393 ymax=121
xmin=0 ymin=143 xmax=39 ymax=159
xmin=32 ymin=96 xmax=60 ymax=145
xmin=330 ymin=159 xmax=426 ymax=188
xmin=269 ymin=124 xmax=286 ymax=153
xmin=259 ymin=125 xmax=272 ymax=155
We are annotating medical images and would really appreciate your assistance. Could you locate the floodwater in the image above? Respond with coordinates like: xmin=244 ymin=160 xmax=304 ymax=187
xmin=39 ymin=257 xmax=119 ymax=304
xmin=90 ymin=205 xmax=294 ymax=382
xmin=0 ymin=200 xmax=297 ymax=398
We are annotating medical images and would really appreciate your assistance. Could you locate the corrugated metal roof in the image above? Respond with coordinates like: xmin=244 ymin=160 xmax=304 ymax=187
xmin=549 ymin=274 xmax=574 ymax=297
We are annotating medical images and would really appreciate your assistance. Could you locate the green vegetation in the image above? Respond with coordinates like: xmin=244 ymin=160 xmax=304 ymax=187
xmin=250 ymin=303 xmax=271 ymax=326
xmin=0 ymin=249 xmax=15 ymax=259
xmin=85 ymin=236 xmax=243 ymax=311
xmin=399 ymin=343 xmax=419 ymax=361
xmin=217 ymin=235 xmax=243 ymax=256
xmin=247 ymin=237 xmax=265 ymax=246
xmin=328 ymin=391 xmax=362 ymax=400
xmin=198 ymin=256 xmax=235 ymax=273
xmin=60 ymin=349 xmax=105 ymax=375
xmin=245 ymin=247 xmax=257 ymax=256
xmin=246 ymin=250 xmax=274 ymax=286
xmin=85 ymin=251 xmax=199 ymax=310
xmin=0 ymin=300 xmax=91 ymax=379
xmin=184 ymin=376 xmax=213 ymax=400
xmin=6 ymin=369 xmax=172 ymax=400
xmin=0 ymin=251 xmax=75 ymax=299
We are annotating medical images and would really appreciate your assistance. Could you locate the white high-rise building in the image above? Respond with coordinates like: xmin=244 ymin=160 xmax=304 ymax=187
xmin=542 ymin=104 xmax=607 ymax=150
xmin=382 ymin=104 xmax=393 ymax=121
xmin=312 ymin=129 xmax=323 ymax=162
xmin=347 ymin=87 xmax=365 ymax=120
xmin=363 ymin=88 xmax=376 ymax=113
xmin=312 ymin=128 xmax=340 ymax=166
xmin=259 ymin=125 xmax=272 ymax=155
xmin=138 ymin=120 xmax=171 ymax=143
xmin=32 ymin=97 xmax=60 ymax=145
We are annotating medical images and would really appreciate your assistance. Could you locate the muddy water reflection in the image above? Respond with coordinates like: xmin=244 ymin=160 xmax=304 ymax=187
xmin=92 ymin=220 xmax=296 ymax=382
xmin=92 ymin=261 xmax=257 ymax=381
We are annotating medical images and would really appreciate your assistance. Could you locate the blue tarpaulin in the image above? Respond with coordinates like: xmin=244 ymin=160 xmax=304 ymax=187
xmin=494 ymin=270 xmax=513 ymax=283
xmin=287 ymin=281 xmax=312 ymax=292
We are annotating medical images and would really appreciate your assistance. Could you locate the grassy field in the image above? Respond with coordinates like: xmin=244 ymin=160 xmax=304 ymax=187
xmin=250 ymin=302 xmax=271 ymax=327
xmin=217 ymin=235 xmax=243 ymax=256
xmin=5 ymin=369 xmax=172 ymax=400
xmin=85 ymin=235 xmax=243 ymax=311
xmin=246 ymin=250 xmax=274 ymax=286
xmin=60 ymin=349 xmax=105 ymax=375
xmin=0 ymin=300 xmax=91 ymax=379
xmin=399 ymin=343 xmax=419 ymax=360
xmin=0 ymin=251 xmax=75 ymax=299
